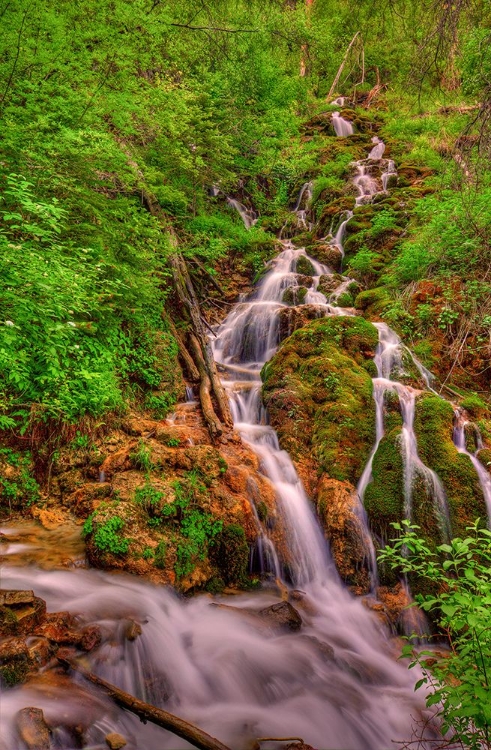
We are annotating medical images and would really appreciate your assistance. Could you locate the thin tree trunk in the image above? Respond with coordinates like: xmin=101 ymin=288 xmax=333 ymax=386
xmin=57 ymin=656 xmax=232 ymax=750
xmin=169 ymin=253 xmax=233 ymax=433
xmin=327 ymin=32 xmax=360 ymax=100
xmin=189 ymin=333 xmax=225 ymax=439
xmin=163 ymin=313 xmax=200 ymax=381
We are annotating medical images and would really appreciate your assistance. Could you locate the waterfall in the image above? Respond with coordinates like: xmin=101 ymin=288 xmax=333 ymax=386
xmin=358 ymin=324 xmax=452 ymax=542
xmin=453 ymin=409 xmax=491 ymax=520
xmin=226 ymin=197 xmax=258 ymax=229
xmin=368 ymin=137 xmax=386 ymax=160
xmin=331 ymin=111 xmax=354 ymax=137
xmin=1 ymin=108 xmax=442 ymax=750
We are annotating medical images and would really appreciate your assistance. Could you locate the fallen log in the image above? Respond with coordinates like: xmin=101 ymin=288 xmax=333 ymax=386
xmin=57 ymin=655 xmax=232 ymax=750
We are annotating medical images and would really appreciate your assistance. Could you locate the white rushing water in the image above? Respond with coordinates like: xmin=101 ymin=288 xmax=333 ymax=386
xmin=1 ymin=128 xmax=443 ymax=750
xmin=227 ymin=197 xmax=258 ymax=229
xmin=331 ymin=111 xmax=354 ymax=137
xmin=453 ymin=409 xmax=491 ymax=520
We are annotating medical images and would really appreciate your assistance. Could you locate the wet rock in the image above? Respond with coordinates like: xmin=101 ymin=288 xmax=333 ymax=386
xmin=0 ymin=636 xmax=31 ymax=685
xmin=0 ymin=590 xmax=36 ymax=606
xmin=121 ymin=418 xmax=159 ymax=436
xmin=0 ymin=590 xmax=46 ymax=636
xmin=16 ymin=707 xmax=51 ymax=750
xmin=295 ymin=255 xmax=315 ymax=276
xmin=26 ymin=637 xmax=52 ymax=668
xmin=317 ymin=477 xmax=372 ymax=593
xmin=124 ymin=620 xmax=142 ymax=641
xmin=31 ymin=507 xmax=67 ymax=530
xmin=258 ymin=601 xmax=303 ymax=631
xmin=285 ymin=743 xmax=317 ymax=750
xmin=80 ymin=624 xmax=102 ymax=651
xmin=282 ymin=285 xmax=308 ymax=306
xmin=105 ymin=733 xmax=127 ymax=749
xmin=278 ymin=305 xmax=324 ymax=342
xmin=33 ymin=611 xmax=79 ymax=645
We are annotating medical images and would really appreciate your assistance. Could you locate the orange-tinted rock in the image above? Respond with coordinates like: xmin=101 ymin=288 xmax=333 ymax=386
xmin=15 ymin=707 xmax=51 ymax=750
xmin=317 ymin=477 xmax=372 ymax=593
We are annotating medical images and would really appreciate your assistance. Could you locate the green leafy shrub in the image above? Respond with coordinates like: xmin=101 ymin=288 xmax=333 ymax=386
xmin=0 ymin=448 xmax=39 ymax=510
xmin=83 ymin=515 xmax=130 ymax=556
xmin=380 ymin=520 xmax=491 ymax=749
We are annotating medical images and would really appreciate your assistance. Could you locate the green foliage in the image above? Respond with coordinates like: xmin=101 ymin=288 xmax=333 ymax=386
xmin=130 ymin=440 xmax=154 ymax=472
xmin=83 ymin=514 xmax=130 ymax=556
xmin=0 ymin=448 xmax=39 ymax=510
xmin=380 ymin=520 xmax=491 ymax=749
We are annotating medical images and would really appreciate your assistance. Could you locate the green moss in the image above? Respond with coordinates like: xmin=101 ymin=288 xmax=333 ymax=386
xmin=414 ymin=394 xmax=487 ymax=535
xmin=364 ymin=427 xmax=405 ymax=541
xmin=282 ymin=286 xmax=308 ymax=306
xmin=355 ymin=287 xmax=391 ymax=316
xmin=295 ymin=256 xmax=315 ymax=276
xmin=460 ymin=394 xmax=489 ymax=419
xmin=210 ymin=524 xmax=250 ymax=587
xmin=262 ymin=316 xmax=378 ymax=484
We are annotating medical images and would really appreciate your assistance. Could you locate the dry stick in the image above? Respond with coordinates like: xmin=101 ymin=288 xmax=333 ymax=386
xmin=57 ymin=656 xmax=232 ymax=750
xmin=189 ymin=333 xmax=224 ymax=439
xmin=326 ymin=32 xmax=360 ymax=101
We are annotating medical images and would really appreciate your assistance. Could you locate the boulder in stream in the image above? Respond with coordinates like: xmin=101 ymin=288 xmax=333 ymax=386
xmin=258 ymin=601 xmax=303 ymax=631
xmin=15 ymin=707 xmax=51 ymax=750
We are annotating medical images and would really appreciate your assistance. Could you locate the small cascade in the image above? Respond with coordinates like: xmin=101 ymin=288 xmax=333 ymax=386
xmin=358 ymin=323 xmax=452 ymax=543
xmin=453 ymin=409 xmax=491 ymax=520
xmin=331 ymin=111 xmax=354 ymax=137
xmin=329 ymin=210 xmax=353 ymax=260
xmin=330 ymin=96 xmax=347 ymax=106
xmin=382 ymin=159 xmax=397 ymax=191
xmin=185 ymin=385 xmax=195 ymax=402
xmin=368 ymin=136 xmax=386 ymax=160
xmin=226 ymin=197 xmax=258 ymax=229
xmin=353 ymin=164 xmax=380 ymax=205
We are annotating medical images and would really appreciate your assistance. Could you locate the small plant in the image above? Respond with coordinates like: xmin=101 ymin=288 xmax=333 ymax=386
xmin=166 ymin=437 xmax=180 ymax=447
xmin=0 ymin=448 xmax=39 ymax=510
xmin=142 ymin=546 xmax=154 ymax=560
xmin=70 ymin=431 xmax=91 ymax=450
xmin=130 ymin=439 xmax=153 ymax=472
xmin=83 ymin=514 xmax=130 ymax=556
xmin=154 ymin=540 xmax=167 ymax=569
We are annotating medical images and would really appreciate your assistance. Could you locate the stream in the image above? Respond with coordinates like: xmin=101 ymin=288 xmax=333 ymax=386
xmin=3 ymin=109 xmax=488 ymax=750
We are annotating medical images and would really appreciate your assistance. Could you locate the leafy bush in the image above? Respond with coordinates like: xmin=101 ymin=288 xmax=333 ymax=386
xmin=83 ymin=515 xmax=130 ymax=556
xmin=380 ymin=520 xmax=491 ymax=749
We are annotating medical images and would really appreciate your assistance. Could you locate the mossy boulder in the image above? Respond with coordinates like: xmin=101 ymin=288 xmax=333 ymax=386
xmin=414 ymin=394 xmax=487 ymax=535
xmin=262 ymin=316 xmax=378 ymax=486
xmin=355 ymin=287 xmax=391 ymax=317
xmin=295 ymin=255 xmax=315 ymax=276
xmin=364 ymin=427 xmax=405 ymax=542
xmin=282 ymin=286 xmax=308 ymax=306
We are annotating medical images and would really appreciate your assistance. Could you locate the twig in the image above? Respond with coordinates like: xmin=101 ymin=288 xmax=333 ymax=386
xmin=327 ymin=32 xmax=360 ymax=100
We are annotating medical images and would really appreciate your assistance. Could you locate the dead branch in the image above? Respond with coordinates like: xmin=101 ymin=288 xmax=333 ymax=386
xmin=58 ymin=655 xmax=232 ymax=750
xmin=327 ymin=32 xmax=360 ymax=100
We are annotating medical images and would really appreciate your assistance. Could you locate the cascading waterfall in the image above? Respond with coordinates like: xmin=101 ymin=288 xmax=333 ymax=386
xmin=453 ymin=409 xmax=491 ymax=520
xmin=358 ymin=324 xmax=452 ymax=543
xmin=331 ymin=111 xmax=354 ymax=137
xmin=226 ymin=197 xmax=258 ymax=229
xmin=1 ymin=123 xmax=450 ymax=750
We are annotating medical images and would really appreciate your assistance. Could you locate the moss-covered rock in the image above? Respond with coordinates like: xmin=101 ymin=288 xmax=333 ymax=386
xmin=282 ymin=286 xmax=308 ymax=306
xmin=262 ymin=316 xmax=378 ymax=486
xmin=295 ymin=255 xmax=315 ymax=276
xmin=355 ymin=287 xmax=391 ymax=317
xmin=414 ymin=394 xmax=487 ymax=534
xmin=364 ymin=427 xmax=405 ymax=542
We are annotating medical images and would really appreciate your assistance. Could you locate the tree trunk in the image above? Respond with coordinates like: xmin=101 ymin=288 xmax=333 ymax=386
xmin=169 ymin=252 xmax=233 ymax=434
xmin=57 ymin=656 xmax=232 ymax=750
